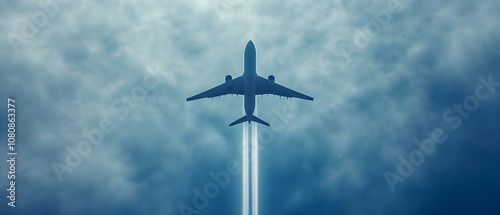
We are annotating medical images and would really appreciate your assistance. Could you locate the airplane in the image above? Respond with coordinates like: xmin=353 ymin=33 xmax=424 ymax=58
xmin=186 ymin=40 xmax=313 ymax=127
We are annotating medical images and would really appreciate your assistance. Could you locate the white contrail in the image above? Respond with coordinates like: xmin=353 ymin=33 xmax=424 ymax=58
xmin=251 ymin=107 xmax=259 ymax=215
xmin=242 ymin=100 xmax=249 ymax=215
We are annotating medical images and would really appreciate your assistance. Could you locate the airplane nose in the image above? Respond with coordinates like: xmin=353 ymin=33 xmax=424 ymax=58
xmin=246 ymin=40 xmax=255 ymax=50
xmin=247 ymin=40 xmax=254 ymax=47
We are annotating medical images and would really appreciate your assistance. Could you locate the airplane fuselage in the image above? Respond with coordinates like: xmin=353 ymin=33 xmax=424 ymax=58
xmin=186 ymin=40 xmax=313 ymax=127
xmin=243 ymin=41 xmax=257 ymax=122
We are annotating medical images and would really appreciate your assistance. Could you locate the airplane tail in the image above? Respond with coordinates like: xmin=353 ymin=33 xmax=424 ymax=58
xmin=251 ymin=115 xmax=270 ymax=126
xmin=229 ymin=115 xmax=270 ymax=127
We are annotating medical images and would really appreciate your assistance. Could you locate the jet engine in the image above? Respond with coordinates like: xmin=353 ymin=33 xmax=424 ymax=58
xmin=225 ymin=75 xmax=232 ymax=87
xmin=268 ymin=75 xmax=275 ymax=86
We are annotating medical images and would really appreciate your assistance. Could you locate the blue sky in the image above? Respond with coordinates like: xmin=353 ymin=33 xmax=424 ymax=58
xmin=1 ymin=0 xmax=500 ymax=214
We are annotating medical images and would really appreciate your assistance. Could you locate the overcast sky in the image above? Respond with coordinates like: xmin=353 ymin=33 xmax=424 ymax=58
xmin=1 ymin=0 xmax=500 ymax=214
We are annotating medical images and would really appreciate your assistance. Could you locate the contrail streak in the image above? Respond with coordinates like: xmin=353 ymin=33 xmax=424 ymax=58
xmin=251 ymin=107 xmax=259 ymax=215
xmin=242 ymin=100 xmax=249 ymax=215
xmin=243 ymin=99 xmax=259 ymax=215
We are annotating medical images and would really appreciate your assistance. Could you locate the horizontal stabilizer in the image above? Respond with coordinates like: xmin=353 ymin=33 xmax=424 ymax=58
xmin=251 ymin=115 xmax=270 ymax=126
xmin=229 ymin=115 xmax=270 ymax=127
xmin=229 ymin=115 xmax=247 ymax=127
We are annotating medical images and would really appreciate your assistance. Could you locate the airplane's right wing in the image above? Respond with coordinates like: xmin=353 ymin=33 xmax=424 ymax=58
xmin=187 ymin=76 xmax=244 ymax=101
xmin=255 ymin=76 xmax=314 ymax=101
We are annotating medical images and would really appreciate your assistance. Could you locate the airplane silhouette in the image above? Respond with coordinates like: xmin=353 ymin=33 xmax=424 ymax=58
xmin=187 ymin=40 xmax=313 ymax=126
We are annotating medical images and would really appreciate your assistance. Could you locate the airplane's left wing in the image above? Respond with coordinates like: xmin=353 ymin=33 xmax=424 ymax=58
xmin=187 ymin=76 xmax=244 ymax=101
xmin=255 ymin=76 xmax=313 ymax=101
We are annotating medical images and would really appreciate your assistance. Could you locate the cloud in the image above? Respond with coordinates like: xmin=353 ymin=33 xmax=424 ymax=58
xmin=1 ymin=0 xmax=500 ymax=214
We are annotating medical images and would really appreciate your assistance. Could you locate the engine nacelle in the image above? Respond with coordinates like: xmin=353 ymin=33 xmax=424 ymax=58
xmin=225 ymin=75 xmax=232 ymax=87
xmin=268 ymin=75 xmax=275 ymax=86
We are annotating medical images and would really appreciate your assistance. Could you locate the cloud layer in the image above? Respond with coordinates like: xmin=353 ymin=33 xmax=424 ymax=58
xmin=1 ymin=0 xmax=500 ymax=214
